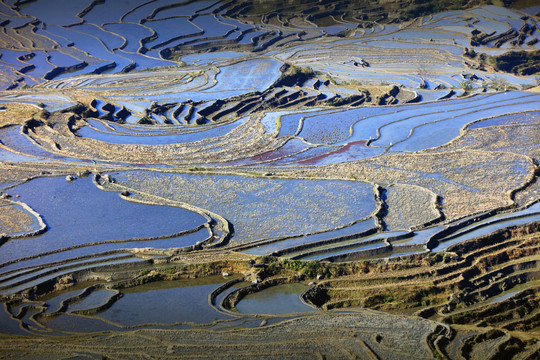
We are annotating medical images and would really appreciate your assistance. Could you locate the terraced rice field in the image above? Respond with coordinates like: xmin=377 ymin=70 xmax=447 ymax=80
xmin=0 ymin=0 xmax=539 ymax=358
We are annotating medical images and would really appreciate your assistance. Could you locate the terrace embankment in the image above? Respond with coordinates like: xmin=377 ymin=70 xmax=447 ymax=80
xmin=20 ymin=109 xmax=280 ymax=165
xmin=0 ymin=310 xmax=470 ymax=360
xmin=28 ymin=70 xmax=413 ymax=128
xmin=302 ymin=221 xmax=540 ymax=324
xmin=1 ymin=223 xmax=539 ymax=358
xmin=302 ymin=144 xmax=537 ymax=223
xmin=1 ymin=250 xmax=254 ymax=302
xmin=0 ymin=103 xmax=41 ymax=128
xmin=91 ymin=218 xmax=538 ymax=326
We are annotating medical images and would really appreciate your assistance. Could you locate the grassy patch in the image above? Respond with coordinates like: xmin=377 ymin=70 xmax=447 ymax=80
xmin=0 ymin=103 xmax=39 ymax=127
xmin=402 ymin=0 xmax=497 ymax=20
xmin=487 ymin=50 xmax=540 ymax=76
xmin=274 ymin=65 xmax=319 ymax=87
xmin=133 ymin=62 xmax=187 ymax=73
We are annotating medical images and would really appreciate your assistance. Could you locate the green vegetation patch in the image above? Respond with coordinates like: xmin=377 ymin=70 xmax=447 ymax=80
xmin=0 ymin=103 xmax=39 ymax=127
xmin=274 ymin=65 xmax=319 ymax=87
xmin=402 ymin=0 xmax=513 ymax=20
xmin=488 ymin=50 xmax=540 ymax=76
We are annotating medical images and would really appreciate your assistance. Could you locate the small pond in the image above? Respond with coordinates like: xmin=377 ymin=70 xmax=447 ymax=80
xmin=235 ymin=283 xmax=315 ymax=315
xmin=43 ymin=276 xmax=234 ymax=333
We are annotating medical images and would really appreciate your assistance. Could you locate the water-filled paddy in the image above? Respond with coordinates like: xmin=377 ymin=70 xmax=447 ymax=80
xmin=467 ymin=111 xmax=540 ymax=129
xmin=264 ymin=146 xmax=336 ymax=166
xmin=72 ymin=24 xmax=125 ymax=52
xmin=489 ymin=281 xmax=540 ymax=304
xmin=44 ymin=25 xmax=118 ymax=64
xmin=41 ymin=288 xmax=86 ymax=314
xmin=0 ymin=258 xmax=144 ymax=295
xmin=117 ymin=50 xmax=175 ymax=70
xmin=46 ymin=51 xmax=81 ymax=68
xmin=122 ymin=0 xmax=192 ymax=23
xmin=389 ymin=98 xmax=540 ymax=152
xmin=209 ymin=59 xmax=283 ymax=92
xmin=301 ymin=230 xmax=409 ymax=256
xmin=153 ymin=1 xmax=216 ymax=19
xmin=0 ymin=146 xmax=51 ymax=163
xmin=181 ymin=51 xmax=248 ymax=65
xmin=18 ymin=0 xmax=84 ymax=26
xmin=296 ymin=141 xmax=384 ymax=166
xmin=0 ymin=246 xmax=132 ymax=275
xmin=242 ymin=218 xmax=378 ymax=256
xmin=0 ymin=49 xmax=30 ymax=68
xmin=0 ymin=176 xmax=207 ymax=266
xmin=77 ymin=117 xmax=246 ymax=145
xmin=302 ymin=242 xmax=386 ymax=261
xmin=114 ymin=171 xmax=377 ymax=244
xmin=67 ymin=289 xmax=118 ymax=313
xmin=0 ymin=254 xmax=130 ymax=286
xmin=144 ymin=18 xmax=202 ymax=49
xmin=103 ymin=23 xmax=153 ymax=53
xmin=43 ymin=277 xmax=233 ymax=333
xmin=335 ymin=92 xmax=539 ymax=147
xmin=0 ymin=94 xmax=75 ymax=111
xmin=192 ymin=15 xmax=237 ymax=38
xmin=435 ymin=223 xmax=540 ymax=252
xmin=248 ymin=138 xmax=310 ymax=163
xmin=299 ymin=110 xmax=358 ymax=145
xmin=0 ymin=305 xmax=28 ymax=335
xmin=24 ymin=51 xmax=55 ymax=79
xmin=100 ymin=278 xmax=229 ymax=325
xmin=235 ymin=283 xmax=314 ymax=315
xmin=401 ymin=226 xmax=446 ymax=246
